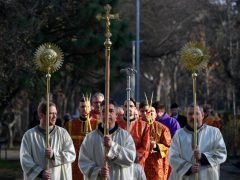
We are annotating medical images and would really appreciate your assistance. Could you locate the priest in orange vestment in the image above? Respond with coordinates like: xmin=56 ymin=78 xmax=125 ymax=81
xmin=117 ymin=98 xmax=150 ymax=168
xmin=64 ymin=96 xmax=99 ymax=180
xmin=203 ymin=104 xmax=221 ymax=129
xmin=139 ymin=101 xmax=171 ymax=180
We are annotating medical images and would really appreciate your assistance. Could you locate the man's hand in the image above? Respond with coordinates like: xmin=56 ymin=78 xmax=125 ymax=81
xmin=191 ymin=163 xmax=200 ymax=174
xmin=150 ymin=140 xmax=157 ymax=150
xmin=193 ymin=148 xmax=201 ymax=161
xmin=104 ymin=135 xmax=112 ymax=148
xmin=42 ymin=170 xmax=51 ymax=180
xmin=100 ymin=162 xmax=110 ymax=178
xmin=45 ymin=147 xmax=54 ymax=159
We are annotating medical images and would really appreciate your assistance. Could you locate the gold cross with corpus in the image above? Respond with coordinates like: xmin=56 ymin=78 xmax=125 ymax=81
xmin=96 ymin=4 xmax=119 ymax=48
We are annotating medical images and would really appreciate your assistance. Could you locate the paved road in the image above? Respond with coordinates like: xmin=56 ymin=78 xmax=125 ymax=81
xmin=220 ymin=162 xmax=240 ymax=180
xmin=2 ymin=149 xmax=240 ymax=179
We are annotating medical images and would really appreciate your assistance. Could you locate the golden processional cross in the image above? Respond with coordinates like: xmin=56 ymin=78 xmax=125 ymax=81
xmin=97 ymin=5 xmax=119 ymax=180
xmin=96 ymin=4 xmax=119 ymax=136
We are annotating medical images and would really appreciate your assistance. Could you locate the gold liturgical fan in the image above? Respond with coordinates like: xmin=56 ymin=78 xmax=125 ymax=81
xmin=180 ymin=41 xmax=209 ymax=180
xmin=33 ymin=42 xmax=64 ymax=170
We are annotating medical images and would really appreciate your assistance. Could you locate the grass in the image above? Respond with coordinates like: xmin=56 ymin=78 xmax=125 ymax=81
xmin=0 ymin=160 xmax=22 ymax=180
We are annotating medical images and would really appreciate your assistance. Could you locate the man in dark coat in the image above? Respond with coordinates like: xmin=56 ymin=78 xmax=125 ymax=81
xmin=170 ymin=103 xmax=187 ymax=128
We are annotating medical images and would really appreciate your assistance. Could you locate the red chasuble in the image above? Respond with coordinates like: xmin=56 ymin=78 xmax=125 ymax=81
xmin=64 ymin=117 xmax=98 ymax=180
xmin=117 ymin=118 xmax=150 ymax=168
xmin=144 ymin=121 xmax=172 ymax=180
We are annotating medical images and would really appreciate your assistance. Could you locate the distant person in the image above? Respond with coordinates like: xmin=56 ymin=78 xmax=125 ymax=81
xmin=116 ymin=105 xmax=124 ymax=120
xmin=63 ymin=113 xmax=71 ymax=126
xmin=170 ymin=103 xmax=187 ymax=128
xmin=55 ymin=117 xmax=62 ymax=127
xmin=20 ymin=101 xmax=76 ymax=179
xmin=153 ymin=101 xmax=180 ymax=137
xmin=169 ymin=104 xmax=227 ymax=180
xmin=203 ymin=104 xmax=221 ymax=129
xmin=117 ymin=98 xmax=150 ymax=168
xmin=90 ymin=92 xmax=104 ymax=121
xmin=64 ymin=97 xmax=98 ymax=180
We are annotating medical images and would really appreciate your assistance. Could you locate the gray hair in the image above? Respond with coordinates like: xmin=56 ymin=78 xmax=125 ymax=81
xmin=92 ymin=92 xmax=104 ymax=102
xmin=188 ymin=103 xmax=204 ymax=113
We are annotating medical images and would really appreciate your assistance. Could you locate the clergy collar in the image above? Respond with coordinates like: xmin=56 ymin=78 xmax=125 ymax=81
xmin=98 ymin=123 xmax=119 ymax=135
xmin=185 ymin=124 xmax=205 ymax=132
xmin=79 ymin=115 xmax=88 ymax=121
xmin=37 ymin=125 xmax=55 ymax=135
xmin=123 ymin=116 xmax=136 ymax=123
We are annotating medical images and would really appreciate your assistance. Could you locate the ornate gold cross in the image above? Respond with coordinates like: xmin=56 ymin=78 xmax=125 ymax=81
xmin=96 ymin=4 xmax=119 ymax=49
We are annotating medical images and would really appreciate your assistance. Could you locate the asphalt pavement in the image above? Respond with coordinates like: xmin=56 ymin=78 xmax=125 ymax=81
xmin=1 ymin=149 xmax=240 ymax=179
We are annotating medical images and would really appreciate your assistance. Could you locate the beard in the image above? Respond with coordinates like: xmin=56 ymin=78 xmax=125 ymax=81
xmin=125 ymin=110 xmax=135 ymax=118
xmin=188 ymin=119 xmax=200 ymax=128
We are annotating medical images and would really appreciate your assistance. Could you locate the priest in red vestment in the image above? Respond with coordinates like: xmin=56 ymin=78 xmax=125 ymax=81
xmin=65 ymin=96 xmax=99 ymax=180
xmin=117 ymin=98 xmax=150 ymax=168
xmin=139 ymin=101 xmax=171 ymax=180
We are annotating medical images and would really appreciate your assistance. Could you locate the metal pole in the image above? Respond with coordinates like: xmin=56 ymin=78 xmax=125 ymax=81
xmin=136 ymin=0 xmax=140 ymax=102
xmin=121 ymin=68 xmax=137 ymax=132
xmin=45 ymin=70 xmax=51 ymax=170
xmin=132 ymin=41 xmax=136 ymax=99
xmin=192 ymin=72 xmax=198 ymax=180
xmin=127 ymin=74 xmax=131 ymax=131
xmin=104 ymin=45 xmax=110 ymax=136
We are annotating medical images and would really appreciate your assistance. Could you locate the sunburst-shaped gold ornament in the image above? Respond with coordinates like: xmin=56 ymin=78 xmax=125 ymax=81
xmin=144 ymin=92 xmax=154 ymax=125
xmin=180 ymin=41 xmax=209 ymax=72
xmin=34 ymin=43 xmax=64 ymax=73
xmin=82 ymin=93 xmax=91 ymax=114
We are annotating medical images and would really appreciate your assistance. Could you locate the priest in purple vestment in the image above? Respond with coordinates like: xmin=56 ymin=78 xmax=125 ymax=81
xmin=153 ymin=101 xmax=180 ymax=137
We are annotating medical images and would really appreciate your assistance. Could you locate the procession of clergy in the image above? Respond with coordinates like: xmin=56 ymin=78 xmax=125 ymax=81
xmin=20 ymin=92 xmax=227 ymax=180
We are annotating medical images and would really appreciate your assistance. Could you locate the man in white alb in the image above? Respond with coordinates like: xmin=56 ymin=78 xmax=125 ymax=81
xmin=20 ymin=101 xmax=76 ymax=180
xmin=78 ymin=100 xmax=136 ymax=180
xmin=169 ymin=104 xmax=227 ymax=180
